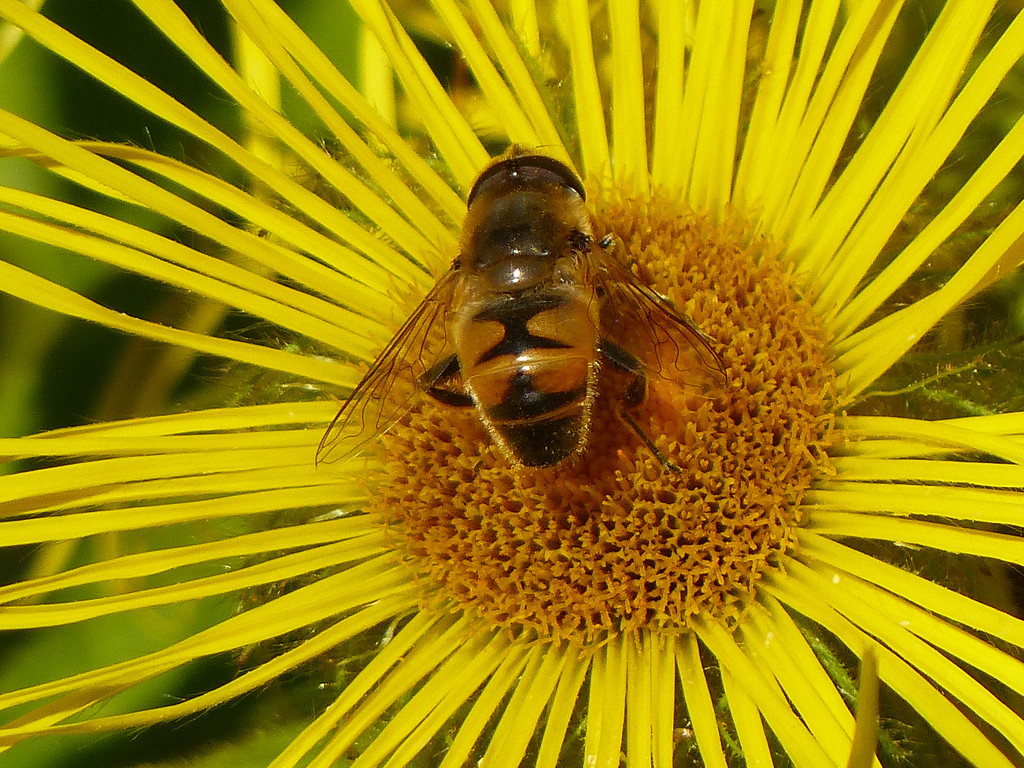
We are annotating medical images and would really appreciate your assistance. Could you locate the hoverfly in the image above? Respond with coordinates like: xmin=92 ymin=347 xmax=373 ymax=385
xmin=317 ymin=150 xmax=724 ymax=468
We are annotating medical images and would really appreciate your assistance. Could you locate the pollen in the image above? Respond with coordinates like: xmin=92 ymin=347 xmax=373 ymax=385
xmin=372 ymin=194 xmax=837 ymax=645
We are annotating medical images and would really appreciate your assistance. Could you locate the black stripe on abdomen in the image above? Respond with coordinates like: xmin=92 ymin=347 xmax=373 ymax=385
xmin=485 ymin=368 xmax=587 ymax=422
xmin=473 ymin=291 xmax=572 ymax=364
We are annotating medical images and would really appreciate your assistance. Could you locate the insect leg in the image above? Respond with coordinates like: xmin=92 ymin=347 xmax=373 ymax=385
xmin=599 ymin=340 xmax=646 ymax=406
xmin=420 ymin=354 xmax=473 ymax=407
xmin=600 ymin=340 xmax=680 ymax=474
xmin=620 ymin=411 xmax=682 ymax=474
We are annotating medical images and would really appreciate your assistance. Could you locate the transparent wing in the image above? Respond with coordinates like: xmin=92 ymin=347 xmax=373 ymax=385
xmin=588 ymin=242 xmax=725 ymax=390
xmin=316 ymin=268 xmax=460 ymax=464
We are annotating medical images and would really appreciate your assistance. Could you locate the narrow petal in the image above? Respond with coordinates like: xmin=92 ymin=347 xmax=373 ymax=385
xmin=834 ymin=455 xmax=1024 ymax=489
xmin=0 ymin=561 xmax=411 ymax=740
xmin=738 ymin=614 xmax=856 ymax=767
xmin=348 ymin=0 xmax=488 ymax=191
xmin=0 ymin=0 xmax=44 ymax=63
xmin=755 ymin=601 xmax=866 ymax=744
xmin=767 ymin=571 xmax=1018 ymax=768
xmin=798 ymin=549 xmax=1024 ymax=714
xmin=745 ymin=0 xmax=842 ymax=228
xmin=344 ymin=632 xmax=513 ymax=767
xmin=733 ymin=0 xmax=802 ymax=211
xmin=0 ymin=0 xmax=420 ymax=288
xmin=772 ymin=0 xmax=909 ymax=241
xmin=299 ymin=615 xmax=477 ymax=765
xmin=696 ymin=619 xmax=836 ymax=768
xmin=809 ymin=482 xmax=1024 ymax=525
xmin=0 ymin=465 xmax=345 ymax=519
xmin=720 ymin=666 xmax=775 ymax=767
xmin=381 ymin=640 xmax=529 ymax=768
xmin=0 ymin=538 xmax=385 ymax=629
xmin=623 ymin=634 xmax=651 ymax=768
xmin=650 ymin=0 xmax=688 ymax=190
xmin=0 ymin=177 xmax=385 ymax=353
xmin=507 ymin=0 xmax=538 ymax=56
xmin=0 ymin=192 xmax=380 ymax=358
xmin=789 ymin=0 xmax=985 ymax=258
xmin=233 ymin=0 xmax=466 ymax=227
xmin=534 ymin=651 xmax=591 ymax=768
xmin=816 ymin=3 xmax=1022 ymax=320
xmin=0 ymin=107 xmax=396 ymax=309
xmin=799 ymin=531 xmax=1024 ymax=649
xmin=0 ymin=596 xmax=415 ymax=749
xmin=434 ymin=0 xmax=568 ymax=160
xmin=473 ymin=643 xmax=566 ymax=767
xmin=841 ymin=415 xmax=1024 ymax=465
xmin=676 ymin=633 xmax=728 ymax=768
xmin=651 ymin=633 xmax=677 ymax=768
xmin=583 ymin=637 xmax=627 ymax=768
xmin=848 ymin=648 xmax=881 ymax=768
xmin=662 ymin=1 xmax=734 ymax=196
xmin=838 ymin=202 xmax=1024 ymax=394
xmin=687 ymin=0 xmax=752 ymax=215
xmin=0 ymin=260 xmax=350 ymax=385
xmin=563 ymin=0 xmax=610 ymax=180
xmin=607 ymin=0 xmax=648 ymax=194
xmin=267 ymin=612 xmax=441 ymax=768
xmin=0 ymin=518 xmax=371 ymax=605
xmin=429 ymin=0 xmax=537 ymax=146
xmin=809 ymin=512 xmax=1024 ymax=569
xmin=130 ymin=0 xmax=434 ymax=273
xmin=224 ymin=0 xmax=457 ymax=254
xmin=24 ymin=400 xmax=333 ymax=438
xmin=0 ymin=486 xmax=360 ymax=543
xmin=781 ymin=560 xmax=1024 ymax=762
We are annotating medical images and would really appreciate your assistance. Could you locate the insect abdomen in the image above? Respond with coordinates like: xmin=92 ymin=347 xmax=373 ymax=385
xmin=477 ymin=356 xmax=597 ymax=466
xmin=455 ymin=288 xmax=599 ymax=466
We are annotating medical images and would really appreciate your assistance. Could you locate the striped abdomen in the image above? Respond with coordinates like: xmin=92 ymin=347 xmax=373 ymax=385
xmin=453 ymin=286 xmax=599 ymax=466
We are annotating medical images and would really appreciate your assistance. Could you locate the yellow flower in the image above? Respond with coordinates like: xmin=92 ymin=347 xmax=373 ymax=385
xmin=1 ymin=1 xmax=1023 ymax=767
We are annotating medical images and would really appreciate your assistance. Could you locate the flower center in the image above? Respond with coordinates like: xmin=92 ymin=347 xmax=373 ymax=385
xmin=372 ymin=194 xmax=836 ymax=644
